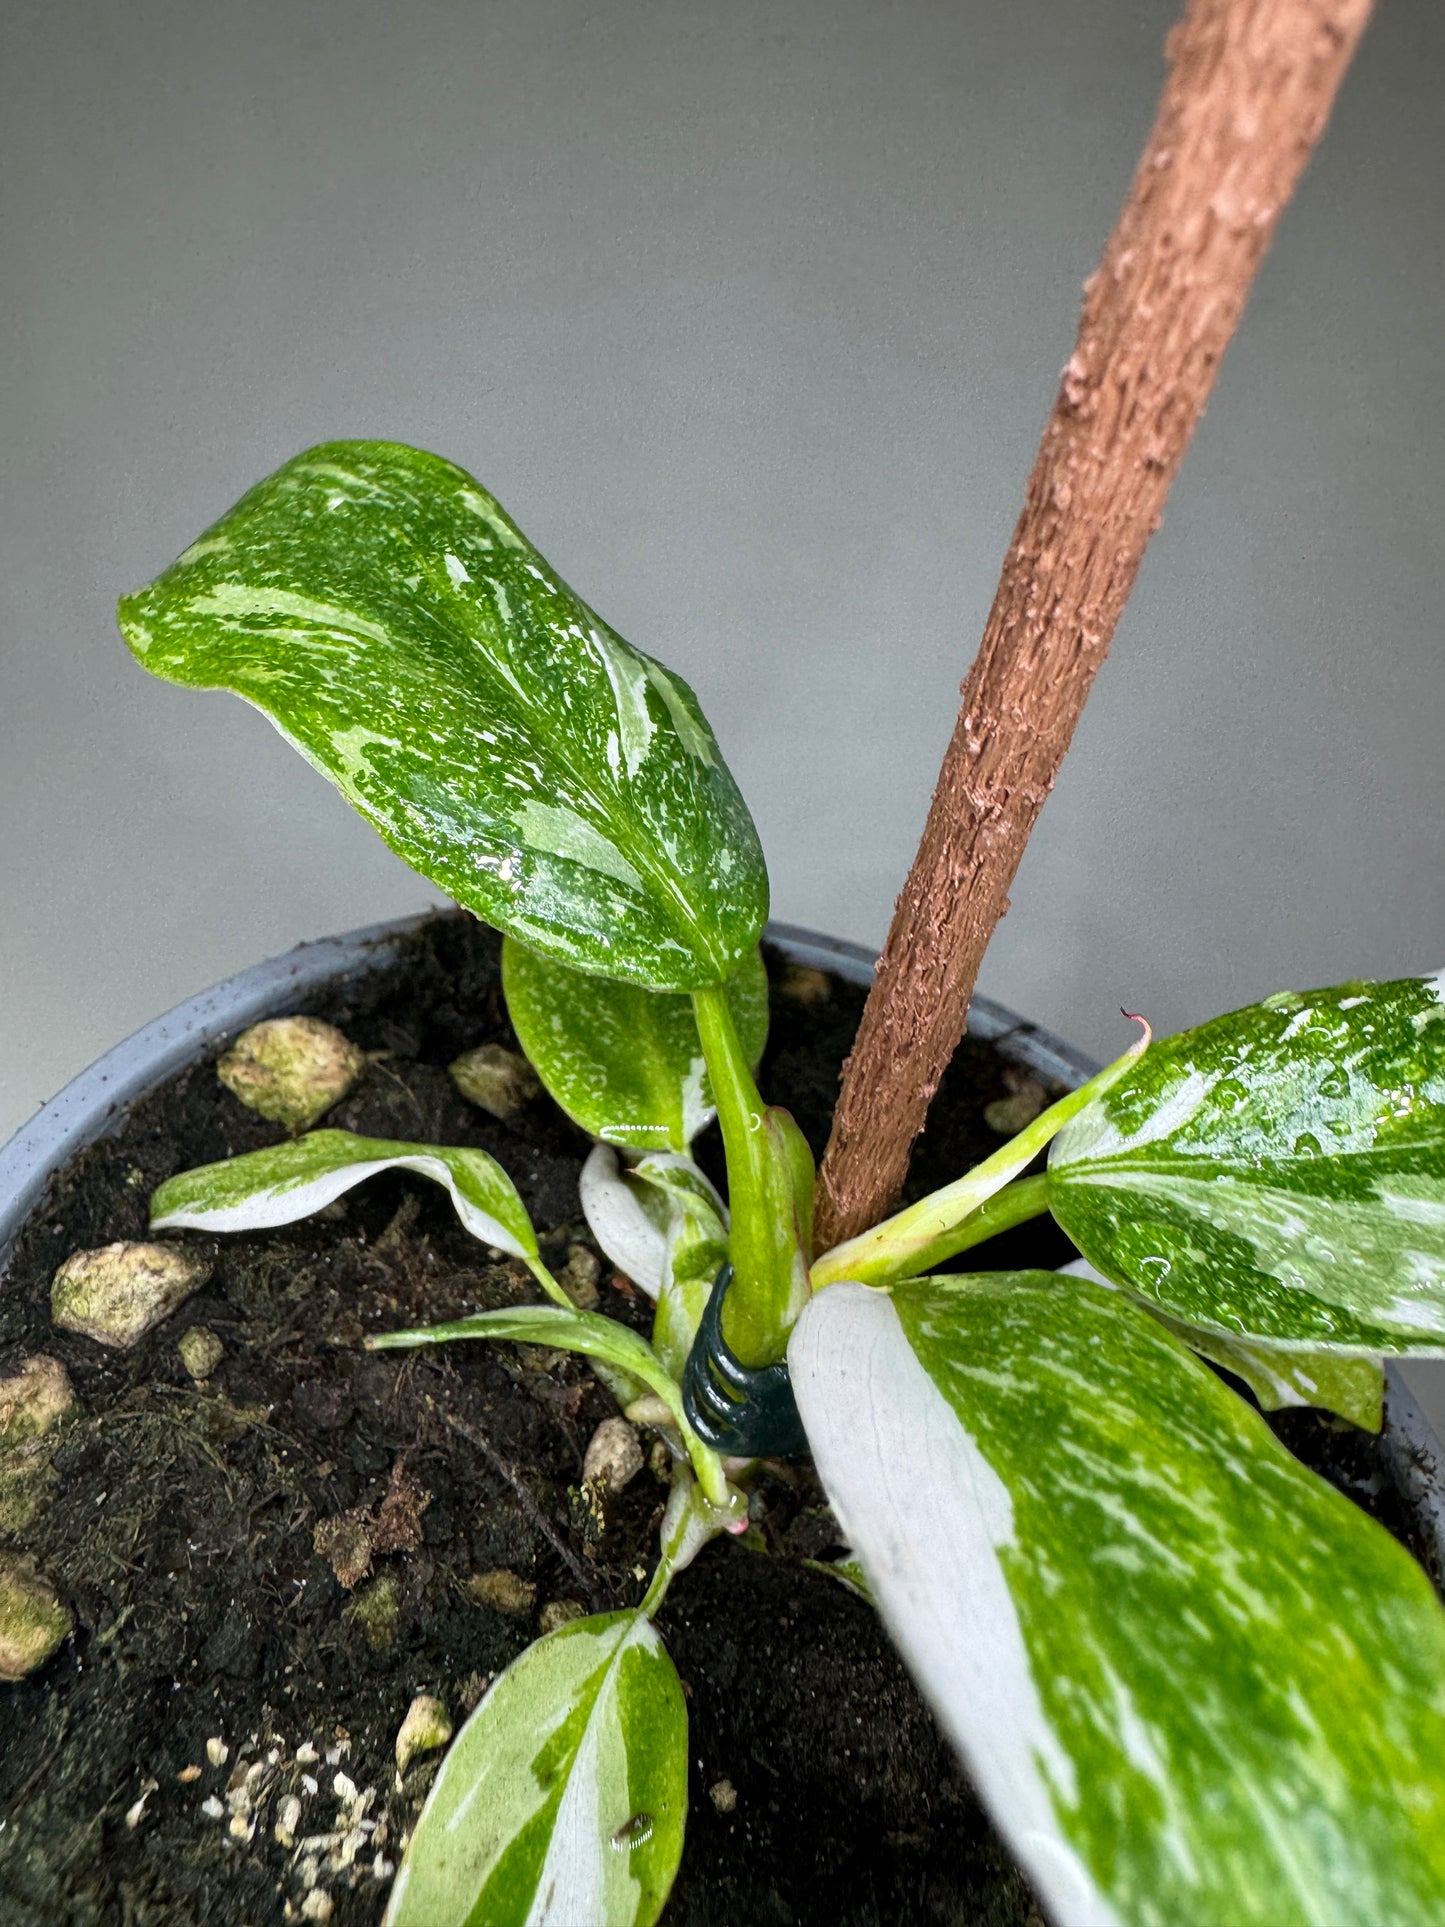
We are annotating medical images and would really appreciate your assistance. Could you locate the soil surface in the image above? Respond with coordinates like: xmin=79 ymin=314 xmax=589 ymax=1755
xmin=0 ymin=913 xmax=1433 ymax=1926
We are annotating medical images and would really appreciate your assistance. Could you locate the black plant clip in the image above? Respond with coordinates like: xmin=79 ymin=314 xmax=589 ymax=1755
xmin=681 ymin=1263 xmax=809 ymax=1458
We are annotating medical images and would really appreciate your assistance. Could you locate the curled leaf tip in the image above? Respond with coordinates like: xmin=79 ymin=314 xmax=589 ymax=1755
xmin=1120 ymin=1010 xmax=1152 ymax=1053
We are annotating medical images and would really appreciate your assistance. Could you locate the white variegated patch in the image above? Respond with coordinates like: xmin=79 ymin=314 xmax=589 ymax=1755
xmin=579 ymin=1146 xmax=729 ymax=1377
xmin=791 ymin=1284 xmax=1108 ymax=1927
xmin=580 ymin=1145 xmax=670 ymax=1298
xmin=384 ymin=1611 xmax=687 ymax=1927
xmin=150 ymin=1129 xmax=537 ymax=1259
xmin=791 ymin=1272 xmax=1445 ymax=1927
xmin=1049 ymin=976 xmax=1445 ymax=1355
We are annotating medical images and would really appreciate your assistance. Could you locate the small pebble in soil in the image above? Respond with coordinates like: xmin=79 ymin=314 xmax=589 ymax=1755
xmin=582 ymin=1416 xmax=644 ymax=1493
xmin=558 ymin=1242 xmax=602 ymax=1309
xmin=395 ymin=1692 xmax=453 ymax=1773
xmin=779 ymin=964 xmax=832 ymax=1005
xmin=178 ymin=1325 xmax=225 ymax=1381
xmin=207 ymin=1736 xmax=229 ymax=1767
xmin=0 ymin=1354 xmax=74 ymax=1444
xmin=51 ymin=1241 xmax=212 ymax=1350
xmin=124 ymin=1778 xmax=157 ymax=1829
xmin=343 ymin=1572 xmax=400 ymax=1651
xmin=537 ymin=1598 xmax=587 ymax=1634
xmin=983 ymin=1075 xmax=1048 ymax=1136
xmin=448 ymin=1041 xmax=541 ymax=1120
xmin=313 ymin=1514 xmax=375 ymax=1589
xmin=0 ymin=1553 xmax=72 ymax=1679
xmin=467 ymin=1568 xmax=536 ymax=1616
xmin=0 ymin=1354 xmax=75 ymax=1535
xmin=217 ymin=1016 xmax=366 ymax=1131
xmin=275 ymin=1793 xmax=303 ymax=1848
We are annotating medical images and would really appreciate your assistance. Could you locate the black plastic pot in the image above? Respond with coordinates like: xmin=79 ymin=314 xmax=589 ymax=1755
xmin=2 ymin=913 xmax=1441 ymax=1572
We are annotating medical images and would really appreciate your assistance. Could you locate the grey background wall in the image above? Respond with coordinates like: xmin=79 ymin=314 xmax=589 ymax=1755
xmin=3 ymin=1 xmax=1441 ymax=1419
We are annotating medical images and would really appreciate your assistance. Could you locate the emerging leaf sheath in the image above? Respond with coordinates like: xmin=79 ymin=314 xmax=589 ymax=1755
xmin=810 ymin=1026 xmax=1148 ymax=1290
xmin=691 ymin=983 xmax=814 ymax=1366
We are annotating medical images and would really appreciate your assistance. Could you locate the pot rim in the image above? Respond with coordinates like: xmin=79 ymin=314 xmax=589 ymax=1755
xmin=2 ymin=908 xmax=1440 ymax=1575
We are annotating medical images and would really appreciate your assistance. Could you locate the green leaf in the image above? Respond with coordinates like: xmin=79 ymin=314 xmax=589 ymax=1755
xmin=1049 ymin=975 xmax=1445 ymax=1354
xmin=151 ymin=1128 xmax=537 ymax=1257
xmin=366 ymin=1301 xmax=731 ymax=1507
xmin=790 ymin=1272 xmax=1445 ymax=1927
xmin=118 ymin=441 xmax=767 ymax=990
xmin=1060 ymin=1259 xmax=1385 ymax=1430
xmin=383 ymin=1609 xmax=687 ymax=1927
xmin=502 ymin=937 xmax=769 ymax=1151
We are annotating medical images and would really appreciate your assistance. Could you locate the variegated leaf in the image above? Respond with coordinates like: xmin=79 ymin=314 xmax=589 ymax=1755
xmin=579 ymin=1146 xmax=729 ymax=1377
xmin=790 ymin=1272 xmax=1445 ymax=1927
xmin=151 ymin=1128 xmax=536 ymax=1256
xmin=502 ymin=936 xmax=768 ymax=1150
xmin=118 ymin=441 xmax=767 ymax=989
xmin=1049 ymin=975 xmax=1445 ymax=1354
xmin=383 ymin=1610 xmax=687 ymax=1927
xmin=1059 ymin=1259 xmax=1384 ymax=1430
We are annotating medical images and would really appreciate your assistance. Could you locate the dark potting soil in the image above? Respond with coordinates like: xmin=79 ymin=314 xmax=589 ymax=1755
xmin=0 ymin=913 xmax=1432 ymax=1927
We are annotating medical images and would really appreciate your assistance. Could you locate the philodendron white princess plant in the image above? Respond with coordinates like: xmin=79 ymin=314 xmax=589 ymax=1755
xmin=118 ymin=442 xmax=1445 ymax=1926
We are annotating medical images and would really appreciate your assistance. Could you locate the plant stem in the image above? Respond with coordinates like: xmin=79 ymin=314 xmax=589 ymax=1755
xmin=903 ymin=1172 xmax=1052 ymax=1276
xmin=814 ymin=0 xmax=1374 ymax=1249
xmin=525 ymin=1255 xmax=575 ymax=1310
xmin=812 ymin=1027 xmax=1143 ymax=1288
xmin=692 ymin=984 xmax=812 ymax=1365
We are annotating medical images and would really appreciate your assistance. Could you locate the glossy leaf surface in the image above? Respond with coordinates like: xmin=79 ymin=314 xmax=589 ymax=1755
xmin=503 ymin=937 xmax=768 ymax=1150
xmin=119 ymin=441 xmax=767 ymax=989
xmin=151 ymin=1129 xmax=536 ymax=1257
xmin=1058 ymin=1259 xmax=1384 ymax=1430
xmin=1050 ymin=975 xmax=1445 ymax=1353
xmin=791 ymin=1272 xmax=1445 ymax=1927
xmin=384 ymin=1610 xmax=687 ymax=1927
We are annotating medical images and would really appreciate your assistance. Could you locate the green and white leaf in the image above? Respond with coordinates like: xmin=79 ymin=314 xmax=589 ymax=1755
xmin=1049 ymin=974 xmax=1445 ymax=1354
xmin=811 ymin=1029 xmax=1146 ymax=1290
xmin=580 ymin=1146 xmax=729 ymax=1377
xmin=503 ymin=936 xmax=769 ymax=1151
xmin=367 ymin=1301 xmax=730 ymax=1507
xmin=118 ymin=441 xmax=767 ymax=990
xmin=578 ymin=1146 xmax=727 ymax=1300
xmin=641 ymin=1470 xmax=748 ymax=1615
xmin=384 ymin=1609 xmax=687 ymax=1927
xmin=1059 ymin=1258 xmax=1384 ymax=1430
xmin=790 ymin=1271 xmax=1445 ymax=1927
xmin=151 ymin=1128 xmax=537 ymax=1257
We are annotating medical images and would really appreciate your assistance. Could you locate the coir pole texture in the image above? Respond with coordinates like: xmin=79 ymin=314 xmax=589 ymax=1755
xmin=815 ymin=0 xmax=1374 ymax=1248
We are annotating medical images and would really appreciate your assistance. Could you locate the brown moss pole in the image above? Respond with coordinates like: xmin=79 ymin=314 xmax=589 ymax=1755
xmin=815 ymin=0 xmax=1374 ymax=1250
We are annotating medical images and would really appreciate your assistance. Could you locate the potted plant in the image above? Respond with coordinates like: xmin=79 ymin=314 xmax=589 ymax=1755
xmin=4 ymin=0 xmax=1443 ymax=1921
